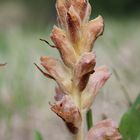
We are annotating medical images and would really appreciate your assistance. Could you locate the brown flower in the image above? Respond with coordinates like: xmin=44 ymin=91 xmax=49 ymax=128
xmin=51 ymin=95 xmax=82 ymax=134
xmin=40 ymin=56 xmax=72 ymax=94
xmin=81 ymin=65 xmax=111 ymax=110
xmin=74 ymin=52 xmax=96 ymax=91
xmin=51 ymin=26 xmax=77 ymax=68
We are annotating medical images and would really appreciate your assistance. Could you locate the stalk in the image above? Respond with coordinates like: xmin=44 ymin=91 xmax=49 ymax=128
xmin=74 ymin=112 xmax=84 ymax=140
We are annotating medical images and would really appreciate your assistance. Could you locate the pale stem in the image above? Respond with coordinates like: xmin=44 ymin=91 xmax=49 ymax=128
xmin=74 ymin=112 xmax=84 ymax=140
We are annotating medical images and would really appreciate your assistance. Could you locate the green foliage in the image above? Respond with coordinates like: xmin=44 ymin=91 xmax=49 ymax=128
xmin=119 ymin=94 xmax=140 ymax=140
xmin=34 ymin=130 xmax=43 ymax=140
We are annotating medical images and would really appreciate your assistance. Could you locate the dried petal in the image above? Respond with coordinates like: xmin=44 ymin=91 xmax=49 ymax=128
xmin=67 ymin=6 xmax=81 ymax=44
xmin=81 ymin=65 xmax=111 ymax=110
xmin=80 ymin=16 xmax=104 ymax=53
xmin=41 ymin=56 xmax=72 ymax=94
xmin=51 ymin=26 xmax=77 ymax=68
xmin=87 ymin=119 xmax=122 ymax=140
xmin=74 ymin=52 xmax=96 ymax=91
xmin=51 ymin=95 xmax=82 ymax=134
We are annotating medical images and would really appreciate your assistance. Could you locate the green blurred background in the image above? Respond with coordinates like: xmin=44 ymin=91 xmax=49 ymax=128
xmin=0 ymin=0 xmax=140 ymax=140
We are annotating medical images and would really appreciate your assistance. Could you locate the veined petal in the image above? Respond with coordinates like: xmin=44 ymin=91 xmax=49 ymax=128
xmin=80 ymin=16 xmax=104 ymax=53
xmin=51 ymin=26 xmax=77 ymax=68
xmin=67 ymin=6 xmax=81 ymax=44
xmin=74 ymin=52 xmax=96 ymax=91
xmin=51 ymin=95 xmax=82 ymax=134
xmin=41 ymin=56 xmax=72 ymax=94
xmin=87 ymin=119 xmax=122 ymax=140
xmin=81 ymin=65 xmax=111 ymax=110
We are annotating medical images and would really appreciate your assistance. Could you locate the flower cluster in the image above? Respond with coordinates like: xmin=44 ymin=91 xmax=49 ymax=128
xmin=36 ymin=0 xmax=121 ymax=139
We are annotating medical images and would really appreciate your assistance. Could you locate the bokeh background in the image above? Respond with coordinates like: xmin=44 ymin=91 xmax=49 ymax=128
xmin=0 ymin=0 xmax=140 ymax=140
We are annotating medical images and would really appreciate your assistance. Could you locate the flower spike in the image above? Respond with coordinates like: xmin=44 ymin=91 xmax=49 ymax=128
xmin=36 ymin=0 xmax=122 ymax=139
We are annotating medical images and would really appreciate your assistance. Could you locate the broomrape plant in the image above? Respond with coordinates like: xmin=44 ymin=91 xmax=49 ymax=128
xmin=35 ymin=0 xmax=122 ymax=140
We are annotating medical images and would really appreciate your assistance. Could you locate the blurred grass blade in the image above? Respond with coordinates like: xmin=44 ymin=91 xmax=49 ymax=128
xmin=86 ymin=109 xmax=93 ymax=130
xmin=119 ymin=94 xmax=140 ymax=140
xmin=34 ymin=130 xmax=43 ymax=140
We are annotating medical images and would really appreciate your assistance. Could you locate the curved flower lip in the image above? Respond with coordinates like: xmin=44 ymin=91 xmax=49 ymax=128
xmin=80 ymin=15 xmax=104 ymax=53
xmin=51 ymin=26 xmax=77 ymax=68
xmin=87 ymin=119 xmax=122 ymax=140
xmin=35 ymin=56 xmax=72 ymax=94
xmin=81 ymin=65 xmax=111 ymax=110
xmin=51 ymin=95 xmax=82 ymax=134
xmin=41 ymin=56 xmax=72 ymax=94
xmin=74 ymin=52 xmax=96 ymax=91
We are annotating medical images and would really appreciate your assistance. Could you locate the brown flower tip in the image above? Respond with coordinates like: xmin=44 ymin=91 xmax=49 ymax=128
xmin=87 ymin=119 xmax=122 ymax=140
xmin=51 ymin=95 xmax=82 ymax=134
